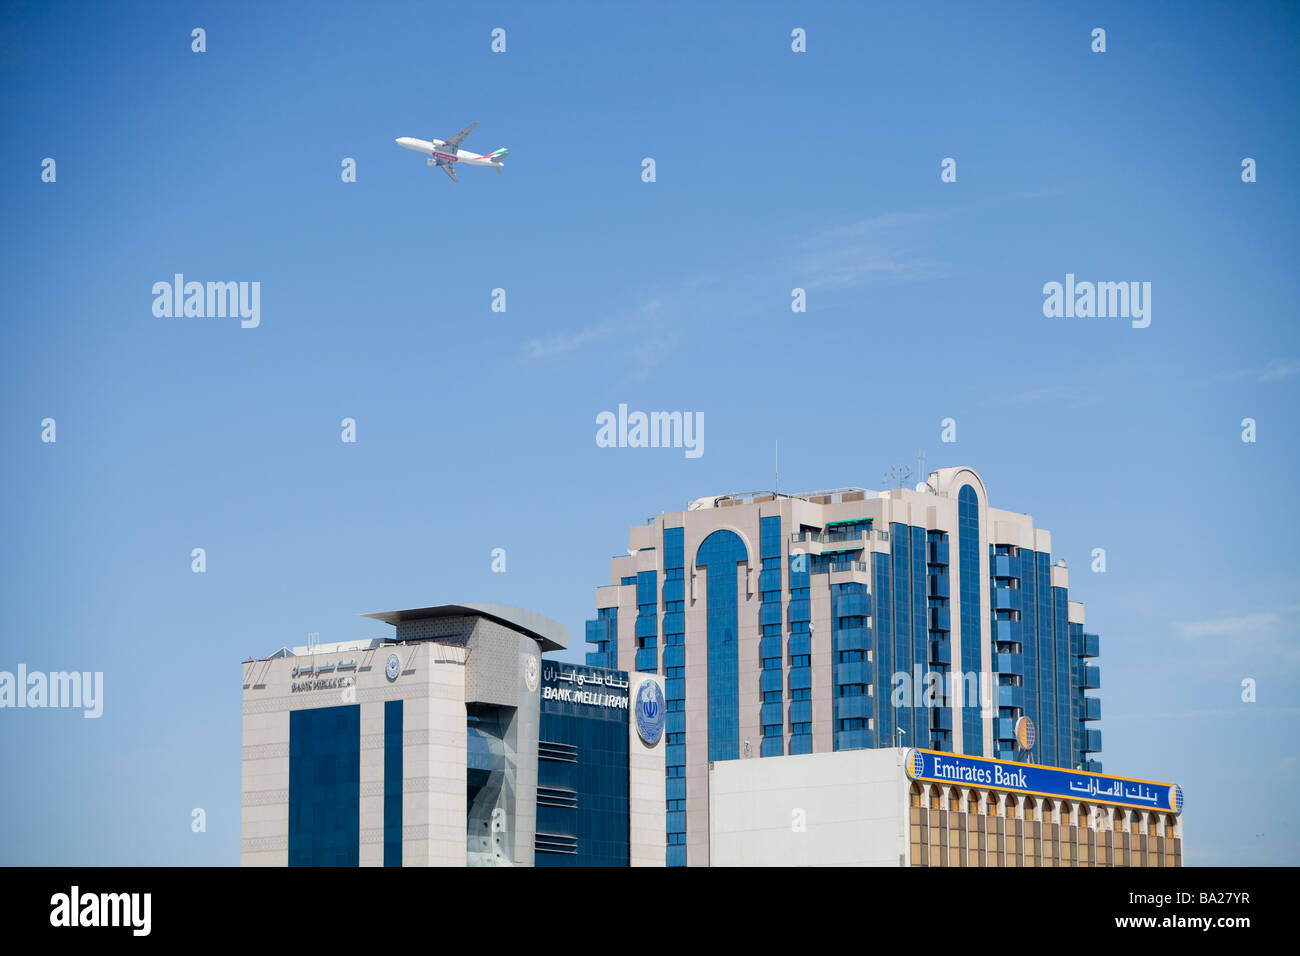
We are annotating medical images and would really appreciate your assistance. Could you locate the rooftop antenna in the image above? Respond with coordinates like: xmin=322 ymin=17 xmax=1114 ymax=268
xmin=916 ymin=448 xmax=927 ymax=486
xmin=883 ymin=465 xmax=911 ymax=489
xmin=775 ymin=440 xmax=779 ymax=494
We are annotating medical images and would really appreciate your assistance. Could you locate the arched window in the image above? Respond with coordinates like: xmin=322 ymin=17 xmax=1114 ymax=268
xmin=695 ymin=529 xmax=749 ymax=762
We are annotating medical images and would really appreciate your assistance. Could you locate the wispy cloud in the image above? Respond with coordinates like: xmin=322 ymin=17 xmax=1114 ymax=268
xmin=1174 ymin=605 xmax=1300 ymax=670
xmin=1217 ymin=358 xmax=1300 ymax=384
xmin=521 ymin=210 xmax=948 ymax=369
xmin=797 ymin=212 xmax=951 ymax=290
xmin=524 ymin=324 xmax=611 ymax=359
xmin=977 ymin=385 xmax=1103 ymax=410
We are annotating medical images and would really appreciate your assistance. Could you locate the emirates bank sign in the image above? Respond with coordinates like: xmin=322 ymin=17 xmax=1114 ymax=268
xmin=541 ymin=665 xmax=629 ymax=710
xmin=904 ymin=748 xmax=1184 ymax=815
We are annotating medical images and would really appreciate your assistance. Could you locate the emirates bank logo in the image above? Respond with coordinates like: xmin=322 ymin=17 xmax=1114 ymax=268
xmin=905 ymin=749 xmax=924 ymax=780
xmin=634 ymin=679 xmax=665 ymax=746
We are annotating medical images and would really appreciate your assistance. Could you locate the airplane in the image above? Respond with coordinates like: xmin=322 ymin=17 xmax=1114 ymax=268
xmin=395 ymin=122 xmax=506 ymax=182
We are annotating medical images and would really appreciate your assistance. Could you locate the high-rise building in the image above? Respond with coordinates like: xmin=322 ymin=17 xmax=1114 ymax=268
xmin=241 ymin=602 xmax=665 ymax=867
xmin=584 ymin=467 xmax=1102 ymax=866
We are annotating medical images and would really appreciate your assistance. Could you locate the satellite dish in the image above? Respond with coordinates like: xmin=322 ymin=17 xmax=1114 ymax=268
xmin=915 ymin=482 xmax=929 ymax=493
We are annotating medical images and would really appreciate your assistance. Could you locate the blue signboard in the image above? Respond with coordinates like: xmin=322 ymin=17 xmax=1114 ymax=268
xmin=906 ymin=748 xmax=1182 ymax=815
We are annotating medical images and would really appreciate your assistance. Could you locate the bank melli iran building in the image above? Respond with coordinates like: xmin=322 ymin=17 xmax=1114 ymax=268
xmin=241 ymin=603 xmax=666 ymax=866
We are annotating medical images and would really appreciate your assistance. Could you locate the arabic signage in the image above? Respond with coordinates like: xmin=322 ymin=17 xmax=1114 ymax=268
xmin=904 ymin=748 xmax=1183 ymax=814
xmin=289 ymin=661 xmax=357 ymax=694
xmin=541 ymin=663 xmax=630 ymax=710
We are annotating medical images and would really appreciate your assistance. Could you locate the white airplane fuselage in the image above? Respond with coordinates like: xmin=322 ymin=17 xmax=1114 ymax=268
xmin=395 ymin=136 xmax=501 ymax=168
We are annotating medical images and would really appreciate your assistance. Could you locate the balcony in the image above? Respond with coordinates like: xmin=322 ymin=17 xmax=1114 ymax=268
xmin=931 ymin=709 xmax=952 ymax=732
xmin=995 ymin=717 xmax=1017 ymax=740
xmin=758 ymin=568 xmax=781 ymax=592
xmin=994 ymin=586 xmax=1021 ymax=611
xmin=994 ymin=652 xmax=1023 ymax=675
xmin=1082 ymin=758 xmax=1103 ymax=773
xmin=1083 ymin=696 xmax=1101 ymax=721
xmin=998 ymin=684 xmax=1025 ymax=709
xmin=836 ymin=659 xmax=871 ymax=686
xmin=930 ymin=640 xmax=951 ymax=666
xmin=788 ymin=633 xmax=811 ymax=657
xmin=634 ymin=647 xmax=657 ymax=673
xmin=928 ymin=539 xmax=949 ymax=566
xmin=929 ymin=574 xmax=950 ymax=598
xmin=760 ymin=701 xmax=783 ymax=726
xmin=835 ymin=729 xmax=873 ymax=751
xmin=833 ymin=626 xmax=870 ymax=653
xmin=758 ymin=635 xmax=782 ymax=661
xmin=835 ymin=592 xmax=869 ymax=618
xmin=788 ymin=699 xmax=813 ymax=724
xmin=1083 ymin=728 xmax=1103 ymax=753
xmin=929 ymin=606 xmax=951 ymax=632
xmin=1080 ymin=664 xmax=1101 ymax=690
xmin=836 ymin=695 xmax=872 ymax=720
xmin=1082 ymin=633 xmax=1100 ymax=658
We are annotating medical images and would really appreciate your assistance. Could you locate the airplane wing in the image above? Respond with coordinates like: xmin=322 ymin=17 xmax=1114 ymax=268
xmin=439 ymin=161 xmax=458 ymax=182
xmin=441 ymin=121 xmax=478 ymax=151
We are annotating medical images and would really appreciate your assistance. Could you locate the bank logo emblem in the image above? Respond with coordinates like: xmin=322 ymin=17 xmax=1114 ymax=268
xmin=1171 ymin=784 xmax=1185 ymax=814
xmin=385 ymin=653 xmax=400 ymax=682
xmin=634 ymin=679 xmax=665 ymax=746
xmin=1014 ymin=715 xmax=1036 ymax=751
xmin=524 ymin=655 xmax=539 ymax=693
xmin=905 ymin=748 xmax=924 ymax=780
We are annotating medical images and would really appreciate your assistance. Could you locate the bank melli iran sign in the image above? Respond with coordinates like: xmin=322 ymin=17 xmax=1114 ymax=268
xmin=905 ymin=748 xmax=1183 ymax=814
xmin=541 ymin=665 xmax=629 ymax=709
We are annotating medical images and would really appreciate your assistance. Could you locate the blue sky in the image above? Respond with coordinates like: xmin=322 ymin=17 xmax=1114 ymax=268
xmin=1 ymin=0 xmax=1297 ymax=865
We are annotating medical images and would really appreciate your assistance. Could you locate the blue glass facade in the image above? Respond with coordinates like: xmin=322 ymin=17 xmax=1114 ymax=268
xmin=926 ymin=530 xmax=953 ymax=751
xmin=635 ymin=570 xmax=659 ymax=673
xmin=585 ymin=606 xmax=618 ymax=669
xmin=759 ymin=516 xmax=785 ymax=757
xmin=696 ymin=530 xmax=747 ymax=763
xmin=786 ymin=532 xmax=812 ymax=756
xmin=384 ymin=699 xmax=402 ymax=866
xmin=580 ymin=476 xmax=1105 ymax=863
xmin=536 ymin=664 xmax=631 ymax=867
xmin=288 ymin=704 xmax=360 ymax=867
xmin=662 ymin=526 xmax=686 ymax=866
xmin=990 ymin=545 xmax=1102 ymax=769
xmin=957 ymin=485 xmax=984 ymax=756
